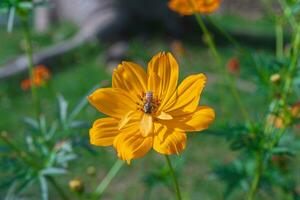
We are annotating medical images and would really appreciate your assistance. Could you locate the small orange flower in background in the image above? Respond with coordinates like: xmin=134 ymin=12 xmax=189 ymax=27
xmin=227 ymin=57 xmax=240 ymax=75
xmin=88 ymin=52 xmax=215 ymax=163
xmin=291 ymin=102 xmax=300 ymax=118
xmin=168 ymin=0 xmax=221 ymax=16
xmin=21 ymin=65 xmax=51 ymax=90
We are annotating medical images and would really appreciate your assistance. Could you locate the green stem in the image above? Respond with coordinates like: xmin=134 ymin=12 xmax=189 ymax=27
xmin=194 ymin=13 xmax=251 ymax=122
xmin=207 ymin=16 xmax=269 ymax=92
xmin=278 ymin=0 xmax=297 ymax=30
xmin=194 ymin=14 xmax=221 ymax=63
xmin=21 ymin=18 xmax=40 ymax=118
xmin=275 ymin=18 xmax=284 ymax=59
xmin=247 ymin=19 xmax=300 ymax=200
xmin=247 ymin=152 xmax=263 ymax=200
xmin=47 ymin=176 xmax=70 ymax=200
xmin=165 ymin=155 xmax=182 ymax=200
xmin=93 ymin=159 xmax=124 ymax=199
xmin=206 ymin=16 xmax=242 ymax=51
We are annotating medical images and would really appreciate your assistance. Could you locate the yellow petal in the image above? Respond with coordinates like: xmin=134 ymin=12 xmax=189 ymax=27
xmin=112 ymin=62 xmax=147 ymax=101
xmin=158 ymin=106 xmax=215 ymax=132
xmin=181 ymin=106 xmax=215 ymax=131
xmin=140 ymin=114 xmax=153 ymax=137
xmin=147 ymin=52 xmax=179 ymax=108
xmin=147 ymin=73 xmax=161 ymax=96
xmin=88 ymin=88 xmax=136 ymax=119
xmin=113 ymin=130 xmax=153 ymax=164
xmin=89 ymin=118 xmax=119 ymax=146
xmin=118 ymin=111 xmax=141 ymax=130
xmin=164 ymin=73 xmax=207 ymax=116
xmin=153 ymin=122 xmax=186 ymax=155
xmin=156 ymin=111 xmax=173 ymax=120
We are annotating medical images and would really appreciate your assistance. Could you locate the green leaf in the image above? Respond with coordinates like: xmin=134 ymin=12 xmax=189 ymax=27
xmin=39 ymin=115 xmax=47 ymax=136
xmin=18 ymin=2 xmax=33 ymax=10
xmin=68 ymin=84 xmax=100 ymax=122
xmin=7 ymin=6 xmax=15 ymax=32
xmin=56 ymin=153 xmax=77 ymax=165
xmin=40 ymin=168 xmax=67 ymax=176
xmin=45 ymin=121 xmax=58 ymax=140
xmin=57 ymin=94 xmax=68 ymax=125
xmin=39 ymin=176 xmax=48 ymax=200
xmin=69 ymin=120 xmax=89 ymax=129
xmin=271 ymin=147 xmax=296 ymax=156
xmin=4 ymin=182 xmax=18 ymax=200
xmin=24 ymin=117 xmax=39 ymax=129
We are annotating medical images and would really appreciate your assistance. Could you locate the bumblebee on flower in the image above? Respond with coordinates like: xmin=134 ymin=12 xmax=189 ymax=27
xmin=88 ymin=52 xmax=215 ymax=163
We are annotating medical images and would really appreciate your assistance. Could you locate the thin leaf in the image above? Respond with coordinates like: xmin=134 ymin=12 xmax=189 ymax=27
xmin=40 ymin=167 xmax=67 ymax=176
xmin=69 ymin=120 xmax=89 ymax=129
xmin=271 ymin=147 xmax=296 ymax=156
xmin=7 ymin=6 xmax=15 ymax=32
xmin=4 ymin=182 xmax=17 ymax=200
xmin=23 ymin=117 xmax=39 ymax=129
xmin=39 ymin=115 xmax=47 ymax=136
xmin=68 ymin=84 xmax=100 ymax=122
xmin=18 ymin=2 xmax=33 ymax=9
xmin=39 ymin=176 xmax=48 ymax=200
xmin=57 ymin=94 xmax=68 ymax=125
xmin=45 ymin=121 xmax=58 ymax=140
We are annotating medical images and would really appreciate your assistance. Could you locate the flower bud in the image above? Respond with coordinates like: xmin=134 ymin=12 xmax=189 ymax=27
xmin=86 ymin=166 xmax=96 ymax=176
xmin=227 ymin=57 xmax=240 ymax=75
xmin=291 ymin=102 xmax=300 ymax=118
xmin=270 ymin=73 xmax=281 ymax=83
xmin=69 ymin=178 xmax=84 ymax=193
xmin=267 ymin=114 xmax=284 ymax=129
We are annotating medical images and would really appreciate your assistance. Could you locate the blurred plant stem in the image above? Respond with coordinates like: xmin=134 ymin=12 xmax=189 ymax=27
xmin=194 ymin=14 xmax=251 ymax=122
xmin=247 ymin=19 xmax=300 ymax=200
xmin=165 ymin=155 xmax=182 ymax=200
xmin=275 ymin=17 xmax=284 ymax=59
xmin=194 ymin=14 xmax=221 ymax=63
xmin=47 ymin=176 xmax=70 ymax=200
xmin=246 ymin=152 xmax=263 ymax=200
xmin=21 ymin=17 xmax=40 ymax=118
xmin=93 ymin=159 xmax=124 ymax=199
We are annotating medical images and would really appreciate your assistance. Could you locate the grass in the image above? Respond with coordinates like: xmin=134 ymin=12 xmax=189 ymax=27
xmin=0 ymin=14 xmax=299 ymax=200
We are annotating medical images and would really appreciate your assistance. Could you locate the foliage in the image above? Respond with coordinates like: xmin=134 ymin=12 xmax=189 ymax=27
xmin=0 ymin=92 xmax=92 ymax=200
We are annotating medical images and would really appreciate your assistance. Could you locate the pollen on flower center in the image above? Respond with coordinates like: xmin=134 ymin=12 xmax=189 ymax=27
xmin=136 ymin=91 xmax=160 ymax=114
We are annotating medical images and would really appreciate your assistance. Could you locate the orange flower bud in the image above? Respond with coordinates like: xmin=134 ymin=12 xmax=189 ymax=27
xmin=227 ymin=57 xmax=240 ymax=75
xmin=267 ymin=114 xmax=284 ymax=129
xmin=291 ymin=102 xmax=300 ymax=118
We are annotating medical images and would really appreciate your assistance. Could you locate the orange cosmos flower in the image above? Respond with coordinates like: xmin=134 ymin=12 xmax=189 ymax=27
xmin=21 ymin=65 xmax=50 ymax=90
xmin=88 ymin=52 xmax=215 ymax=163
xmin=168 ymin=0 xmax=221 ymax=16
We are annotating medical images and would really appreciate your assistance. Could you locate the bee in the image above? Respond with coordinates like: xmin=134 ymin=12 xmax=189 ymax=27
xmin=143 ymin=91 xmax=153 ymax=114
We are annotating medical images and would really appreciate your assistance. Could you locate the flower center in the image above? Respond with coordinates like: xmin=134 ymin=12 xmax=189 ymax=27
xmin=137 ymin=91 xmax=160 ymax=114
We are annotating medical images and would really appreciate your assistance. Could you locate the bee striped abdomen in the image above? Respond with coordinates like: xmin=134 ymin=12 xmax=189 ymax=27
xmin=143 ymin=91 xmax=153 ymax=114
